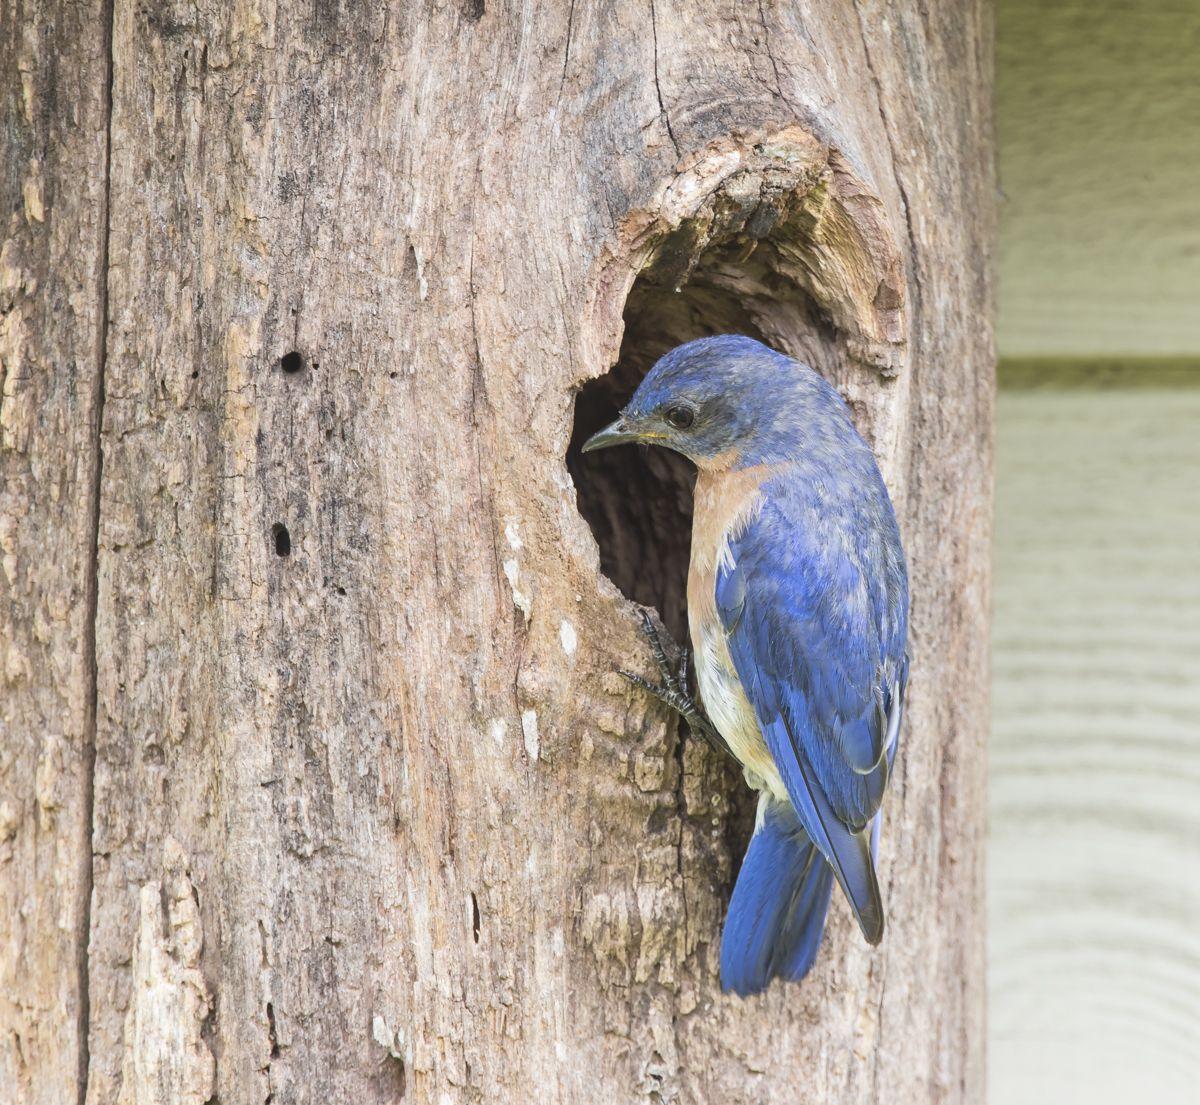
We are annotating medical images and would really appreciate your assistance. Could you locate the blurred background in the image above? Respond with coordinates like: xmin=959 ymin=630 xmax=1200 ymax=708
xmin=990 ymin=2 xmax=1200 ymax=1103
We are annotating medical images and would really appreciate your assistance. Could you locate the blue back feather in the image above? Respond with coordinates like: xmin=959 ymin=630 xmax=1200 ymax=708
xmin=716 ymin=447 xmax=908 ymax=945
xmin=622 ymin=336 xmax=911 ymax=983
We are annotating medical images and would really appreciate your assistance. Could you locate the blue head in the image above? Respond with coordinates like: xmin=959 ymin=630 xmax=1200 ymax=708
xmin=582 ymin=335 xmax=851 ymax=470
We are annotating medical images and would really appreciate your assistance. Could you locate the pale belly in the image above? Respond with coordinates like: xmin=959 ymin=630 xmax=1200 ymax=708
xmin=690 ymin=615 xmax=788 ymax=802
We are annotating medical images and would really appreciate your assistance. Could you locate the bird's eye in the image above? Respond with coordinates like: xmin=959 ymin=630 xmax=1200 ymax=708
xmin=664 ymin=405 xmax=695 ymax=430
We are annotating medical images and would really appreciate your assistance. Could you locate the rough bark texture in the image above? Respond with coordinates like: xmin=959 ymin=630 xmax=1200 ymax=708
xmin=1 ymin=2 xmax=994 ymax=1104
xmin=1 ymin=3 xmax=109 ymax=1102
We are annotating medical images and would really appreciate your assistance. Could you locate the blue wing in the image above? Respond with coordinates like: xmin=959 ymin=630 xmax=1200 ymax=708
xmin=717 ymin=478 xmax=908 ymax=944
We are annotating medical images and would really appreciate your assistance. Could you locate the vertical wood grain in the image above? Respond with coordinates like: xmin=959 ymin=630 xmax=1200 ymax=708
xmin=0 ymin=2 xmax=110 ymax=1102
xmin=3 ymin=2 xmax=994 ymax=1102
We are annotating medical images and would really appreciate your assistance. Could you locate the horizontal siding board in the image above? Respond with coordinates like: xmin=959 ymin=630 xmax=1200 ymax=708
xmin=990 ymin=385 xmax=1200 ymax=1105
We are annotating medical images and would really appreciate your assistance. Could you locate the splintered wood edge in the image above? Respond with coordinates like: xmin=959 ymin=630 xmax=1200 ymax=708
xmin=583 ymin=126 xmax=909 ymax=385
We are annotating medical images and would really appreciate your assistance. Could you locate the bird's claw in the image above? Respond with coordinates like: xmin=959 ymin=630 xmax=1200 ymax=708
xmin=620 ymin=610 xmax=731 ymax=759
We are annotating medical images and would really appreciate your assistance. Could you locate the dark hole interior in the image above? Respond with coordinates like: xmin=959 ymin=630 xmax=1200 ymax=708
xmin=280 ymin=350 xmax=305 ymax=374
xmin=568 ymin=231 xmax=839 ymax=877
xmin=266 ymin=1002 xmax=280 ymax=1058
xmin=567 ymin=237 xmax=836 ymax=641
xmin=272 ymin=523 xmax=292 ymax=557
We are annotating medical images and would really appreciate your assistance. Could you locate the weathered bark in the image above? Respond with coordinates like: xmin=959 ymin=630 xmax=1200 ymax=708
xmin=1 ymin=3 xmax=110 ymax=1103
xmin=1 ymin=2 xmax=993 ymax=1104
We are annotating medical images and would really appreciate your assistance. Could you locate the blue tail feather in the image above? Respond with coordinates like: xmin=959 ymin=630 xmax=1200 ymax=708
xmin=719 ymin=797 xmax=835 ymax=996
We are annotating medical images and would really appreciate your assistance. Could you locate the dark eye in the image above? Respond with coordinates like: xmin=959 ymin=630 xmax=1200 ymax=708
xmin=664 ymin=405 xmax=695 ymax=429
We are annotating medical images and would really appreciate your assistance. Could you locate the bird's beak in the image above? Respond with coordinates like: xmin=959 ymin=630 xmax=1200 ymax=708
xmin=581 ymin=416 xmax=642 ymax=453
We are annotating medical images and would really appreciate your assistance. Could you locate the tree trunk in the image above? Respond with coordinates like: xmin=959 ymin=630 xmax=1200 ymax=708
xmin=1 ymin=2 xmax=994 ymax=1103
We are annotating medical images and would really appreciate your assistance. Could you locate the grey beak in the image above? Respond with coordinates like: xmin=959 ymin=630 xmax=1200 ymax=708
xmin=581 ymin=417 xmax=640 ymax=453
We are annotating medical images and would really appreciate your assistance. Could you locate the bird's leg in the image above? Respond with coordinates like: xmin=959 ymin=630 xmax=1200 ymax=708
xmin=620 ymin=610 xmax=733 ymax=760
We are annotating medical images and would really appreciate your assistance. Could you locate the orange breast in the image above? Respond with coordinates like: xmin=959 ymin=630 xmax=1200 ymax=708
xmin=687 ymin=464 xmax=787 ymax=798
xmin=687 ymin=464 xmax=772 ymax=623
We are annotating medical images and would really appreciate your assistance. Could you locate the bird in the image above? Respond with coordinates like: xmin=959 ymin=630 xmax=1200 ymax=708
xmin=582 ymin=334 xmax=909 ymax=996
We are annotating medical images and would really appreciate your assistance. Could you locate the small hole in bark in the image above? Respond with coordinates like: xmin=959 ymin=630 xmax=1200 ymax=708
xmin=470 ymin=892 xmax=481 ymax=943
xmin=272 ymin=524 xmax=291 ymax=557
xmin=266 ymin=1002 xmax=281 ymax=1058
xmin=279 ymin=351 xmax=304 ymax=374
xmin=373 ymin=1052 xmax=407 ymax=1100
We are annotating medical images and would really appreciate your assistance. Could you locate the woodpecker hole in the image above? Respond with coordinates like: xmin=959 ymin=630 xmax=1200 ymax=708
xmin=280 ymin=350 xmax=305 ymax=374
xmin=272 ymin=523 xmax=292 ymax=557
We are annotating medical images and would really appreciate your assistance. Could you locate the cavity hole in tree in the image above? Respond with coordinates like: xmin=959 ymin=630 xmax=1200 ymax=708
xmin=568 ymin=236 xmax=836 ymax=642
xmin=280 ymin=350 xmax=305 ymax=374
xmin=272 ymin=523 xmax=292 ymax=557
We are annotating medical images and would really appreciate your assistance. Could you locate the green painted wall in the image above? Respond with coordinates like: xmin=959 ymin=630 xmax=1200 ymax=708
xmin=993 ymin=4 xmax=1200 ymax=1101
xmin=989 ymin=383 xmax=1200 ymax=1105
xmin=997 ymin=0 xmax=1200 ymax=357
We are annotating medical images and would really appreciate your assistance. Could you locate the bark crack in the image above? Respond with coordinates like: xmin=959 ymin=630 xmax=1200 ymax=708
xmin=851 ymin=1 xmax=923 ymax=320
xmin=671 ymin=720 xmax=687 ymax=875
xmin=558 ymin=0 xmax=577 ymax=101
xmin=648 ymin=0 xmax=680 ymax=158
xmin=755 ymin=0 xmax=801 ymax=120
xmin=465 ymin=157 xmax=505 ymax=617
xmin=78 ymin=0 xmax=117 ymax=1099
xmin=0 ymin=320 xmax=7 ymax=427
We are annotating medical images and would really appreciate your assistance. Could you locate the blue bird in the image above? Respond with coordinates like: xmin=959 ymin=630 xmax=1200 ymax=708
xmin=582 ymin=335 xmax=909 ymax=995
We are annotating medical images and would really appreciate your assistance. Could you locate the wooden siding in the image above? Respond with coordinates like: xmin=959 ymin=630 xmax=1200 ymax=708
xmin=990 ymin=383 xmax=1200 ymax=1105
xmin=996 ymin=0 xmax=1200 ymax=357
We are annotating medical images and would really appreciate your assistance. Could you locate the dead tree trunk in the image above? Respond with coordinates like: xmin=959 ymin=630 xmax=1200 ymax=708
xmin=1 ymin=2 xmax=993 ymax=1103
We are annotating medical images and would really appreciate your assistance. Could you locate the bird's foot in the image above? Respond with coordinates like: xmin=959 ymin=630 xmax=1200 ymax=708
xmin=620 ymin=609 xmax=731 ymax=759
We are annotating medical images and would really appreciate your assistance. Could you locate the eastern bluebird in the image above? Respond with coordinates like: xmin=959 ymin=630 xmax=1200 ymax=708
xmin=582 ymin=335 xmax=909 ymax=995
